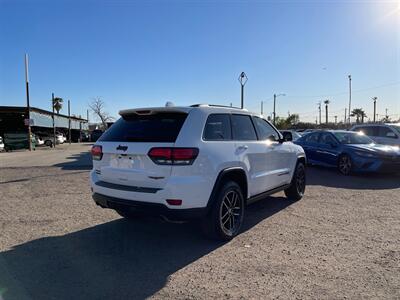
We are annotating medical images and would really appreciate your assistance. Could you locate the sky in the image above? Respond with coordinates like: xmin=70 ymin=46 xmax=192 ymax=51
xmin=0 ymin=0 xmax=399 ymax=123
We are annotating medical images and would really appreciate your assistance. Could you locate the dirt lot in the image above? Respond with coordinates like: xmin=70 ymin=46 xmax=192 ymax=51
xmin=0 ymin=144 xmax=399 ymax=299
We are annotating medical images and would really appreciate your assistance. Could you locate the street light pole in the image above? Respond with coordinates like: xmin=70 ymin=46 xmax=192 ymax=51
xmin=238 ymin=72 xmax=248 ymax=109
xmin=372 ymin=97 xmax=377 ymax=123
xmin=261 ymin=101 xmax=263 ymax=115
xmin=52 ymin=93 xmax=56 ymax=148
xmin=348 ymin=75 xmax=352 ymax=124
xmin=68 ymin=100 xmax=71 ymax=144
xmin=273 ymin=93 xmax=286 ymax=125
xmin=273 ymin=94 xmax=276 ymax=124
xmin=24 ymin=54 xmax=32 ymax=151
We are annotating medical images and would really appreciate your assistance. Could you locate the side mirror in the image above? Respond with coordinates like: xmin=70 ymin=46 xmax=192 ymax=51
xmin=282 ymin=132 xmax=293 ymax=142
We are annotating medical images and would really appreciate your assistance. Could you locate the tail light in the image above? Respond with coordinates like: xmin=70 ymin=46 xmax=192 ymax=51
xmin=148 ymin=147 xmax=199 ymax=165
xmin=166 ymin=199 xmax=182 ymax=206
xmin=91 ymin=145 xmax=103 ymax=160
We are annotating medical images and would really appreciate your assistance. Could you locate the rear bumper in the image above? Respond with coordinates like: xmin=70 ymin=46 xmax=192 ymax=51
xmin=92 ymin=192 xmax=207 ymax=221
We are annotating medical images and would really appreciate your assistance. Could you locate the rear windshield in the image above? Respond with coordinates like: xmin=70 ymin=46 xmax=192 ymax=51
xmin=99 ymin=112 xmax=187 ymax=142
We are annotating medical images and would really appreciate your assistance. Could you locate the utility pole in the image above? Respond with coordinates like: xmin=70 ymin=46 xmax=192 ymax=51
xmin=52 ymin=93 xmax=56 ymax=148
xmin=334 ymin=116 xmax=337 ymax=124
xmin=348 ymin=75 xmax=352 ymax=124
xmin=238 ymin=72 xmax=248 ymax=109
xmin=344 ymin=108 xmax=347 ymax=125
xmin=372 ymin=97 xmax=377 ymax=122
xmin=68 ymin=100 xmax=71 ymax=144
xmin=261 ymin=101 xmax=263 ymax=115
xmin=24 ymin=54 xmax=32 ymax=151
xmin=385 ymin=108 xmax=388 ymax=121
xmin=318 ymin=102 xmax=322 ymax=125
xmin=273 ymin=94 xmax=276 ymax=124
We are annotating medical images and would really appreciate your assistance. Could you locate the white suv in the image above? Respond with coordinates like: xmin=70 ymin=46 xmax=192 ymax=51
xmin=90 ymin=104 xmax=306 ymax=240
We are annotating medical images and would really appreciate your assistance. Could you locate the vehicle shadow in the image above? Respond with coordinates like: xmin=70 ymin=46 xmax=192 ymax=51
xmin=0 ymin=196 xmax=291 ymax=300
xmin=307 ymin=165 xmax=400 ymax=190
xmin=54 ymin=151 xmax=92 ymax=170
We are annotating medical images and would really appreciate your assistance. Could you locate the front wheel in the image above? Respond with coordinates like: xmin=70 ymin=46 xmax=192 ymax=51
xmin=284 ymin=162 xmax=306 ymax=201
xmin=202 ymin=181 xmax=245 ymax=241
xmin=338 ymin=154 xmax=352 ymax=175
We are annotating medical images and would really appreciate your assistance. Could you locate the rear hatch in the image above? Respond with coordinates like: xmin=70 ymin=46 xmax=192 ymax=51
xmin=94 ymin=109 xmax=189 ymax=190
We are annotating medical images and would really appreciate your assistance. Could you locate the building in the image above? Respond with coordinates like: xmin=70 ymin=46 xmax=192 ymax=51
xmin=0 ymin=106 xmax=89 ymax=142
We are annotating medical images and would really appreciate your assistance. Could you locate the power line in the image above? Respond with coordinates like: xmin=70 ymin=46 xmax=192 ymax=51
xmin=285 ymin=81 xmax=400 ymax=99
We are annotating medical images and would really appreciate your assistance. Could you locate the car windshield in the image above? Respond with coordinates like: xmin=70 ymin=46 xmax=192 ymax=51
xmin=390 ymin=125 xmax=400 ymax=135
xmin=333 ymin=132 xmax=374 ymax=144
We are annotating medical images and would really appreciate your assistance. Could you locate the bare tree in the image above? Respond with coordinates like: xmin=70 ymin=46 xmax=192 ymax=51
xmin=89 ymin=97 xmax=113 ymax=129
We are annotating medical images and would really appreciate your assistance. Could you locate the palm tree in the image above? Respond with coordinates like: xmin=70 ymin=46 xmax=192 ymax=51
xmin=324 ymin=99 xmax=330 ymax=124
xmin=351 ymin=108 xmax=367 ymax=124
xmin=53 ymin=97 xmax=63 ymax=114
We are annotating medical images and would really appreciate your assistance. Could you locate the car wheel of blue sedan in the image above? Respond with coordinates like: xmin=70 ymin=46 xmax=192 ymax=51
xmin=338 ymin=154 xmax=352 ymax=175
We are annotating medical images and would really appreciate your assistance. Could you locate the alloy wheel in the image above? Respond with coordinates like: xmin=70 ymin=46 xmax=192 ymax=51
xmin=219 ymin=190 xmax=243 ymax=236
xmin=339 ymin=155 xmax=351 ymax=175
xmin=295 ymin=166 xmax=306 ymax=195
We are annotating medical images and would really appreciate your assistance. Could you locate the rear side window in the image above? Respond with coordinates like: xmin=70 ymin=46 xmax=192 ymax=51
xmin=231 ymin=114 xmax=257 ymax=140
xmin=252 ymin=117 xmax=280 ymax=140
xmin=203 ymin=114 xmax=232 ymax=140
xmin=320 ymin=133 xmax=336 ymax=145
xmin=378 ymin=126 xmax=397 ymax=138
xmin=304 ymin=132 xmax=319 ymax=143
xmin=99 ymin=112 xmax=187 ymax=142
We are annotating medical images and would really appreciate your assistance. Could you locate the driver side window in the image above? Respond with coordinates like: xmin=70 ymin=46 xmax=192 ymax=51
xmin=252 ymin=117 xmax=280 ymax=141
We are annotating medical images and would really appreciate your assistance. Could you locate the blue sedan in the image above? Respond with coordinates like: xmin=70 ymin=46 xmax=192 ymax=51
xmin=294 ymin=130 xmax=400 ymax=175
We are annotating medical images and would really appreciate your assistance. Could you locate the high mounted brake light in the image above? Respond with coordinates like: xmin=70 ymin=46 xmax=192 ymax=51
xmin=148 ymin=147 xmax=199 ymax=165
xmin=91 ymin=145 xmax=103 ymax=161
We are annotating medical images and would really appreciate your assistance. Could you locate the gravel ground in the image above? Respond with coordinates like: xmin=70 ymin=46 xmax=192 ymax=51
xmin=0 ymin=144 xmax=399 ymax=299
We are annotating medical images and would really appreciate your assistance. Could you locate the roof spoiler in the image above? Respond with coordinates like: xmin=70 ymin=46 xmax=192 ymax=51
xmin=119 ymin=107 xmax=190 ymax=116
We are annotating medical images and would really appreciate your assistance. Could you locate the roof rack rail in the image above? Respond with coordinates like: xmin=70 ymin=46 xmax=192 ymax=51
xmin=190 ymin=104 xmax=244 ymax=110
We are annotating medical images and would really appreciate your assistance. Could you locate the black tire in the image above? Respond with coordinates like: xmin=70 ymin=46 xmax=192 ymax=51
xmin=202 ymin=181 xmax=245 ymax=241
xmin=284 ymin=162 xmax=306 ymax=201
xmin=338 ymin=154 xmax=352 ymax=175
xmin=45 ymin=140 xmax=52 ymax=147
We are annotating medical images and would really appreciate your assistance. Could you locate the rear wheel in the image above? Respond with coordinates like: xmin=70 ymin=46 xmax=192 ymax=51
xmin=338 ymin=154 xmax=352 ymax=175
xmin=284 ymin=162 xmax=306 ymax=201
xmin=202 ymin=181 xmax=245 ymax=241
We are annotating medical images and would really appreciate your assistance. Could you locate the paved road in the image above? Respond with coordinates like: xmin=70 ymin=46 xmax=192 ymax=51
xmin=0 ymin=145 xmax=399 ymax=299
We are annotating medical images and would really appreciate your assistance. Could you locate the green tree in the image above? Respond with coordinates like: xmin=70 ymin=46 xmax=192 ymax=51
xmin=351 ymin=108 xmax=367 ymax=124
xmin=53 ymin=97 xmax=63 ymax=114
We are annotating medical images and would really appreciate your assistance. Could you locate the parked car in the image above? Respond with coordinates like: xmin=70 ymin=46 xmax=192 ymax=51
xmin=35 ymin=135 xmax=45 ymax=146
xmin=294 ymin=130 xmax=400 ymax=175
xmin=90 ymin=104 xmax=306 ymax=240
xmin=90 ymin=129 xmax=103 ymax=142
xmin=0 ymin=136 xmax=4 ymax=152
xmin=351 ymin=123 xmax=400 ymax=147
xmin=35 ymin=132 xmax=58 ymax=147
xmin=280 ymin=130 xmax=302 ymax=141
xmin=56 ymin=132 xmax=66 ymax=144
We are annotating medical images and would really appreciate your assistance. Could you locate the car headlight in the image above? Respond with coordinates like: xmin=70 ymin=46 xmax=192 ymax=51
xmin=354 ymin=151 xmax=377 ymax=158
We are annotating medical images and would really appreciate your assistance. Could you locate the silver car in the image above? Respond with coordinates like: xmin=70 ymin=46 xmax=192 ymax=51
xmin=350 ymin=123 xmax=400 ymax=147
